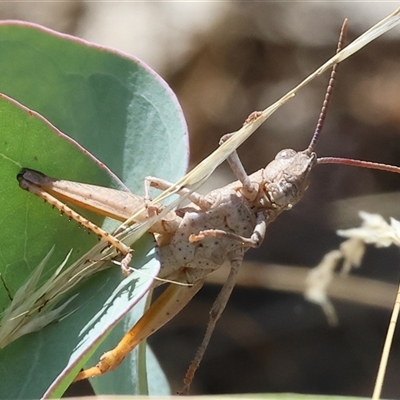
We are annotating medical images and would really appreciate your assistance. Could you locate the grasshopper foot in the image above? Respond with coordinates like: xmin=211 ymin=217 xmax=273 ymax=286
xmin=74 ymin=366 xmax=103 ymax=381
xmin=74 ymin=349 xmax=123 ymax=381
xmin=120 ymin=253 xmax=133 ymax=276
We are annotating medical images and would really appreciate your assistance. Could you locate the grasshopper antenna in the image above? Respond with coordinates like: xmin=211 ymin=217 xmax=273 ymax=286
xmin=306 ymin=19 xmax=348 ymax=155
xmin=306 ymin=20 xmax=400 ymax=176
xmin=317 ymin=157 xmax=400 ymax=174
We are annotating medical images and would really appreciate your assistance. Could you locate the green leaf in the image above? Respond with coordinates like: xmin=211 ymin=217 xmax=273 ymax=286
xmin=0 ymin=21 xmax=188 ymax=188
xmin=0 ymin=238 xmax=159 ymax=399
xmin=0 ymin=21 xmax=188 ymax=398
xmin=0 ymin=94 xmax=122 ymax=309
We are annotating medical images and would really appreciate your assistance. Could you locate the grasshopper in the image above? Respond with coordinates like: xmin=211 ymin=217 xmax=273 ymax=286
xmin=16 ymin=21 xmax=400 ymax=394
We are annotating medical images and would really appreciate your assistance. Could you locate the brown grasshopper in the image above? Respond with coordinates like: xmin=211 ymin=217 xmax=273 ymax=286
xmin=16 ymin=22 xmax=400 ymax=394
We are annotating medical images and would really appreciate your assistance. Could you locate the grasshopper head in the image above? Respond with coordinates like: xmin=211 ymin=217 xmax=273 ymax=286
xmin=263 ymin=148 xmax=316 ymax=209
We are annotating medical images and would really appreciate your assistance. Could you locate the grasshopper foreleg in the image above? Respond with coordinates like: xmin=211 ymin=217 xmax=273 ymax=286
xmin=219 ymin=133 xmax=258 ymax=201
xmin=189 ymin=211 xmax=267 ymax=248
xmin=144 ymin=176 xmax=217 ymax=210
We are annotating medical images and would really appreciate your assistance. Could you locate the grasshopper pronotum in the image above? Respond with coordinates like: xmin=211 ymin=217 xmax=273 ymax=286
xmin=16 ymin=17 xmax=400 ymax=394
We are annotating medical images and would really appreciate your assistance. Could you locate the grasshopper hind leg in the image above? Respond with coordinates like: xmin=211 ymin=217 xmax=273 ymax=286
xmin=74 ymin=279 xmax=203 ymax=382
xmin=17 ymin=170 xmax=133 ymax=275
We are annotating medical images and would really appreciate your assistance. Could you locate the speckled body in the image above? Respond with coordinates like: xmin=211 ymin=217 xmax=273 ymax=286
xmin=158 ymin=188 xmax=256 ymax=284
xmin=156 ymin=148 xmax=317 ymax=285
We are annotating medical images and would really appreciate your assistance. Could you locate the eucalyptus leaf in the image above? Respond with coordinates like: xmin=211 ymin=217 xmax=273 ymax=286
xmin=0 ymin=21 xmax=188 ymax=398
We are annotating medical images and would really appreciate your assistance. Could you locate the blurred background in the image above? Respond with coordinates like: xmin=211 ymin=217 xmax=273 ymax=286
xmin=3 ymin=1 xmax=400 ymax=398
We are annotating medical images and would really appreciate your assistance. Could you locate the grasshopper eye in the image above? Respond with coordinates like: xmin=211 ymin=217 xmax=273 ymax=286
xmin=275 ymin=149 xmax=297 ymax=160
